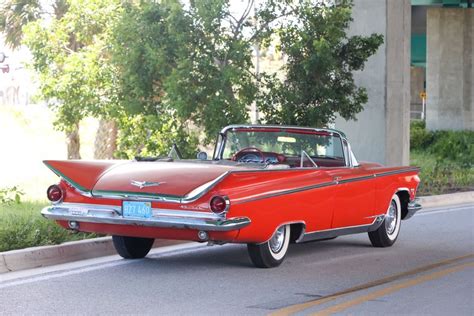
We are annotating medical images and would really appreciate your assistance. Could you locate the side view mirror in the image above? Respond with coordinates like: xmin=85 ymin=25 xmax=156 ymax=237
xmin=0 ymin=52 xmax=5 ymax=63
xmin=197 ymin=151 xmax=208 ymax=160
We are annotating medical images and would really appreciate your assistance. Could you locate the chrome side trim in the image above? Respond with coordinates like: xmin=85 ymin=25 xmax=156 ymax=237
xmin=232 ymin=181 xmax=337 ymax=205
xmin=41 ymin=204 xmax=250 ymax=232
xmin=234 ymin=167 xmax=420 ymax=205
xmin=375 ymin=167 xmax=421 ymax=177
xmin=338 ymin=175 xmax=375 ymax=184
xmin=297 ymin=216 xmax=385 ymax=243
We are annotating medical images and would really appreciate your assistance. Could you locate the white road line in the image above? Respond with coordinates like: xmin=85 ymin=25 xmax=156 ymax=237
xmin=416 ymin=206 xmax=473 ymax=216
xmin=0 ymin=243 xmax=206 ymax=288
xmin=0 ymin=260 xmax=132 ymax=289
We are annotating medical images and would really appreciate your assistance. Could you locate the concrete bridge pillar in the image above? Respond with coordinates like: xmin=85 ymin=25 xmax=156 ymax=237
xmin=335 ymin=0 xmax=411 ymax=166
xmin=426 ymin=8 xmax=474 ymax=131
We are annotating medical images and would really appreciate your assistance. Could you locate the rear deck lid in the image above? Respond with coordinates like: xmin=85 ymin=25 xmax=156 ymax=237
xmin=91 ymin=161 xmax=242 ymax=199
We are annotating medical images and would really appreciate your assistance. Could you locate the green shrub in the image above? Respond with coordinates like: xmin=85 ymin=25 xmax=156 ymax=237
xmin=410 ymin=123 xmax=474 ymax=195
xmin=411 ymin=151 xmax=474 ymax=195
xmin=410 ymin=121 xmax=434 ymax=150
xmin=429 ymin=130 xmax=474 ymax=168
xmin=0 ymin=201 xmax=100 ymax=252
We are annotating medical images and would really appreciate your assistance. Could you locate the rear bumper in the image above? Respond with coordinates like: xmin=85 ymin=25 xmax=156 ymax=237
xmin=41 ymin=203 xmax=251 ymax=232
xmin=404 ymin=199 xmax=422 ymax=220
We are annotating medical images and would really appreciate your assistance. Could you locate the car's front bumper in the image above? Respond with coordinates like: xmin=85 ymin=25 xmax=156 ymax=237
xmin=41 ymin=203 xmax=251 ymax=232
xmin=404 ymin=199 xmax=422 ymax=220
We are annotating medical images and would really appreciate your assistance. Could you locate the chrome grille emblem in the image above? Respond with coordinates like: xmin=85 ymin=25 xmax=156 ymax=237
xmin=130 ymin=180 xmax=165 ymax=189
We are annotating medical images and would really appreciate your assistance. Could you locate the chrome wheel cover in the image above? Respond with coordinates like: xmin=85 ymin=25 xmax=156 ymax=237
xmin=269 ymin=226 xmax=285 ymax=253
xmin=385 ymin=200 xmax=398 ymax=236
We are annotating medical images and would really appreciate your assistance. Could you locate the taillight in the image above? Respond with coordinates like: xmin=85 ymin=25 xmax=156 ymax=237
xmin=210 ymin=196 xmax=229 ymax=215
xmin=47 ymin=184 xmax=64 ymax=203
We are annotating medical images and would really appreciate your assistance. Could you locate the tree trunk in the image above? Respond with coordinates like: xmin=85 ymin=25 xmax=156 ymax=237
xmin=94 ymin=119 xmax=118 ymax=159
xmin=66 ymin=123 xmax=81 ymax=159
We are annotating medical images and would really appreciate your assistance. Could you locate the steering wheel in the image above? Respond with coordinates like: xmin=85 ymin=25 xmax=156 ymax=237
xmin=232 ymin=147 xmax=265 ymax=163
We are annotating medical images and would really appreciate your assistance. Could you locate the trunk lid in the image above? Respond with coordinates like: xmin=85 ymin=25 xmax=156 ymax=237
xmin=92 ymin=161 xmax=245 ymax=198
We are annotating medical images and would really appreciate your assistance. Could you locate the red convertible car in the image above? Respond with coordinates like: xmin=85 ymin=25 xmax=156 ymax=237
xmin=42 ymin=125 xmax=421 ymax=268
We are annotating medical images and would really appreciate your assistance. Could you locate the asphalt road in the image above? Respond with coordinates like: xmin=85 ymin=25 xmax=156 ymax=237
xmin=0 ymin=203 xmax=473 ymax=315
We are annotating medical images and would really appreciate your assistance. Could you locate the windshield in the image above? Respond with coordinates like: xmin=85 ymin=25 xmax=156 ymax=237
xmin=221 ymin=128 xmax=346 ymax=168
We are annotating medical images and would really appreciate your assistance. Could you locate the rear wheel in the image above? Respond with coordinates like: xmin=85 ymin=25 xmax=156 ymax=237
xmin=247 ymin=225 xmax=291 ymax=268
xmin=112 ymin=235 xmax=154 ymax=259
xmin=369 ymin=194 xmax=401 ymax=247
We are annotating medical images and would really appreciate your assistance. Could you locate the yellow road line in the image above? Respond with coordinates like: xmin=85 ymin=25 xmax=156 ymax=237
xmin=312 ymin=262 xmax=474 ymax=316
xmin=269 ymin=253 xmax=474 ymax=316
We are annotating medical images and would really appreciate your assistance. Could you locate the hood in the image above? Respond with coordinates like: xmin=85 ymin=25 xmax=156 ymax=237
xmin=91 ymin=161 xmax=245 ymax=198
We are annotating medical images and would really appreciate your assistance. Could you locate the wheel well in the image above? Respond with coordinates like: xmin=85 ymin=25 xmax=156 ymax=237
xmin=289 ymin=223 xmax=305 ymax=243
xmin=397 ymin=190 xmax=410 ymax=219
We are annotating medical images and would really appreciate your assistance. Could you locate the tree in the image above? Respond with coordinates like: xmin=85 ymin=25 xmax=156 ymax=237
xmin=1 ymin=0 xmax=121 ymax=159
xmin=0 ymin=0 xmax=85 ymax=158
xmin=112 ymin=0 xmax=259 ymax=158
xmin=0 ymin=0 xmax=42 ymax=49
xmin=21 ymin=0 xmax=122 ymax=159
xmin=112 ymin=0 xmax=382 ymax=158
xmin=257 ymin=0 xmax=383 ymax=127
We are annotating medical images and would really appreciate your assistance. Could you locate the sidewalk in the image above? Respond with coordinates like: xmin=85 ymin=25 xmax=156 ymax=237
xmin=1 ymin=191 xmax=472 ymax=274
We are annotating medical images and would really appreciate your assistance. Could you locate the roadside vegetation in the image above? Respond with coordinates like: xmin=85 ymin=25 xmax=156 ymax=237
xmin=410 ymin=121 xmax=474 ymax=196
xmin=0 ymin=196 xmax=99 ymax=252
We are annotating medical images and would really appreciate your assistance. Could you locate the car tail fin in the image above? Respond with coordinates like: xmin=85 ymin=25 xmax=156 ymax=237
xmin=43 ymin=160 xmax=124 ymax=192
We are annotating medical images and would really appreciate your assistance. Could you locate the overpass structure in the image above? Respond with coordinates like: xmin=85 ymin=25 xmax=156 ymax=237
xmin=335 ymin=0 xmax=473 ymax=166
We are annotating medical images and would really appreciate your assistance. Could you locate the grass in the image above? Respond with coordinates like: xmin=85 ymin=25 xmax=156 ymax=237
xmin=0 ymin=200 xmax=99 ymax=252
xmin=410 ymin=150 xmax=474 ymax=196
xmin=0 ymin=105 xmax=101 ymax=252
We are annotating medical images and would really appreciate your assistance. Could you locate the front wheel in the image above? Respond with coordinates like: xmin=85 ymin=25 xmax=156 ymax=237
xmin=368 ymin=194 xmax=401 ymax=247
xmin=247 ymin=225 xmax=291 ymax=268
xmin=112 ymin=235 xmax=154 ymax=259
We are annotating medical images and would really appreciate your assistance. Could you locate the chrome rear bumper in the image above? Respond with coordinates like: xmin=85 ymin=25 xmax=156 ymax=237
xmin=41 ymin=203 xmax=251 ymax=232
xmin=404 ymin=199 xmax=422 ymax=220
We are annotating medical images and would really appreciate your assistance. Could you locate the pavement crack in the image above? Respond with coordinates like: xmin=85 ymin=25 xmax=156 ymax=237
xmin=1 ymin=254 xmax=12 ymax=272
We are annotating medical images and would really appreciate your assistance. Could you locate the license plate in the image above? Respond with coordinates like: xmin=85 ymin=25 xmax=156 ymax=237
xmin=122 ymin=201 xmax=152 ymax=219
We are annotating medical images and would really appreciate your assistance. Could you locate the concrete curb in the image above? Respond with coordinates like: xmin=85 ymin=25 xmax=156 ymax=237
xmin=418 ymin=191 xmax=474 ymax=209
xmin=0 ymin=191 xmax=472 ymax=274
xmin=0 ymin=237 xmax=184 ymax=274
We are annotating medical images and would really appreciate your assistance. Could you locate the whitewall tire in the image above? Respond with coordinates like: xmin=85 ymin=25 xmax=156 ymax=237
xmin=247 ymin=225 xmax=291 ymax=268
xmin=369 ymin=194 xmax=402 ymax=247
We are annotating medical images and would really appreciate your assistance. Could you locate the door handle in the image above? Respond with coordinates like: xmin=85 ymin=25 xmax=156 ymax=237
xmin=334 ymin=176 xmax=342 ymax=181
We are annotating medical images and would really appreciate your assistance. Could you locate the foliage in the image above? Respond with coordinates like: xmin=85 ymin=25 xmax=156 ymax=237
xmin=410 ymin=121 xmax=473 ymax=168
xmin=0 ymin=201 xmax=100 ymax=252
xmin=410 ymin=121 xmax=473 ymax=195
xmin=112 ymin=0 xmax=256 ymax=147
xmin=0 ymin=0 xmax=42 ymax=48
xmin=411 ymin=151 xmax=473 ymax=196
xmin=429 ymin=131 xmax=474 ymax=168
xmin=410 ymin=120 xmax=434 ymax=150
xmin=112 ymin=0 xmax=382 ymax=154
xmin=257 ymin=0 xmax=384 ymax=127
xmin=0 ymin=186 xmax=24 ymax=205
xmin=116 ymin=113 xmax=199 ymax=159
xmin=22 ymin=0 xmax=122 ymax=134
